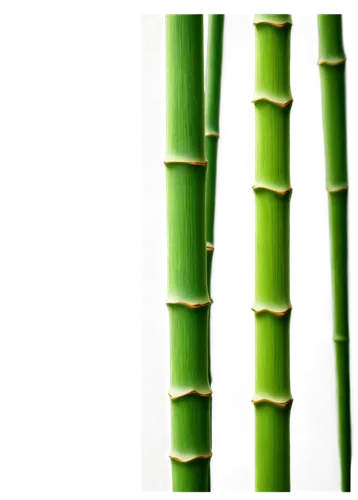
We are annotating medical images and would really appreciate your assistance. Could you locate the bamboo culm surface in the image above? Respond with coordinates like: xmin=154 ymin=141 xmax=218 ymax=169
xmin=165 ymin=15 xmax=211 ymax=492
xmin=253 ymin=14 xmax=293 ymax=492
xmin=317 ymin=14 xmax=351 ymax=492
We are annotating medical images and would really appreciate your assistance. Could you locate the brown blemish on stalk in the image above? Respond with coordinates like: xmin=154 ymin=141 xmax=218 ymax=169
xmin=169 ymin=453 xmax=213 ymax=463
xmin=252 ymin=97 xmax=293 ymax=108
xmin=166 ymin=300 xmax=212 ymax=309
xmin=164 ymin=159 xmax=207 ymax=167
xmin=318 ymin=57 xmax=346 ymax=66
xmin=327 ymin=185 xmax=349 ymax=193
xmin=169 ymin=389 xmax=212 ymax=400
xmin=252 ymin=185 xmax=293 ymax=196
xmin=206 ymin=243 xmax=214 ymax=252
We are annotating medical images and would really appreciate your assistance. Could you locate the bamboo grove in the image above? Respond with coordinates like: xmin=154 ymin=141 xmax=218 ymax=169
xmin=163 ymin=14 xmax=352 ymax=492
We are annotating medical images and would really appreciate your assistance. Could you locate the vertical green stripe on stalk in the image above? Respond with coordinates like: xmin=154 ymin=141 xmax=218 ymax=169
xmin=165 ymin=15 xmax=211 ymax=492
xmin=253 ymin=15 xmax=293 ymax=492
xmin=317 ymin=14 xmax=351 ymax=492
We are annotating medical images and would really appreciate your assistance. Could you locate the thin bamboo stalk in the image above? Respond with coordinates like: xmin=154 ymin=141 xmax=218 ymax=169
xmin=252 ymin=14 xmax=293 ymax=492
xmin=165 ymin=14 xmax=211 ymax=492
xmin=205 ymin=14 xmax=224 ymax=304
xmin=317 ymin=14 xmax=351 ymax=492
xmin=205 ymin=17 xmax=224 ymax=490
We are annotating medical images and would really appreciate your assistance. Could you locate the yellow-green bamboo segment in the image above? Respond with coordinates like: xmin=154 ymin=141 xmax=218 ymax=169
xmin=165 ymin=15 xmax=211 ymax=492
xmin=253 ymin=14 xmax=293 ymax=492
xmin=317 ymin=14 xmax=351 ymax=492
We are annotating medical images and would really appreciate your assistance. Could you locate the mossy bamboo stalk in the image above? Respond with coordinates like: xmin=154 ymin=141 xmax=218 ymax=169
xmin=317 ymin=14 xmax=351 ymax=492
xmin=165 ymin=14 xmax=211 ymax=492
xmin=252 ymin=14 xmax=293 ymax=492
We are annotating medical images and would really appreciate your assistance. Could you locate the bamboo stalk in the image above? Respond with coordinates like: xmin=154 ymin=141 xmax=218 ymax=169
xmin=165 ymin=14 xmax=211 ymax=492
xmin=205 ymin=14 xmax=224 ymax=303
xmin=317 ymin=14 xmax=351 ymax=492
xmin=205 ymin=17 xmax=224 ymax=490
xmin=252 ymin=14 xmax=293 ymax=492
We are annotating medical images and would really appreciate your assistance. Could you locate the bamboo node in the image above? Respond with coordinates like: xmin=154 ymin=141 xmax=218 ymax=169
xmin=169 ymin=388 xmax=212 ymax=400
xmin=318 ymin=57 xmax=346 ymax=67
xmin=252 ymin=397 xmax=293 ymax=408
xmin=169 ymin=452 xmax=213 ymax=463
xmin=326 ymin=185 xmax=348 ymax=193
xmin=252 ymin=97 xmax=293 ymax=108
xmin=166 ymin=299 xmax=211 ymax=309
xmin=252 ymin=306 xmax=292 ymax=317
xmin=205 ymin=131 xmax=220 ymax=138
xmin=334 ymin=337 xmax=349 ymax=343
xmin=252 ymin=185 xmax=293 ymax=196
xmin=253 ymin=20 xmax=293 ymax=28
xmin=164 ymin=159 xmax=208 ymax=167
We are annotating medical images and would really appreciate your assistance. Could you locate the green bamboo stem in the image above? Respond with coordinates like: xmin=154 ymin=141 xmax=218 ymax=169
xmin=317 ymin=14 xmax=351 ymax=492
xmin=204 ymin=15 xmax=224 ymax=492
xmin=205 ymin=12 xmax=227 ymax=387
xmin=165 ymin=15 xmax=211 ymax=492
xmin=253 ymin=14 xmax=293 ymax=492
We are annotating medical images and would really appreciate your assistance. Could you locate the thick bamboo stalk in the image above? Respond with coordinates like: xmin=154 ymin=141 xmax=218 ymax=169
xmin=165 ymin=15 xmax=211 ymax=492
xmin=317 ymin=14 xmax=351 ymax=492
xmin=252 ymin=14 xmax=293 ymax=492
